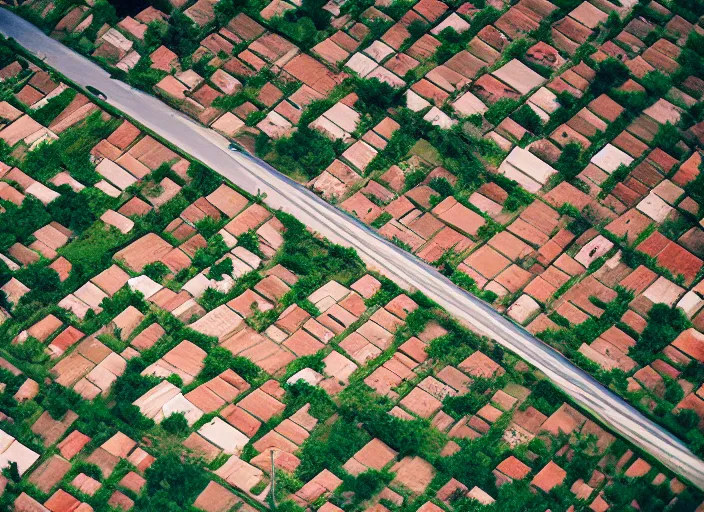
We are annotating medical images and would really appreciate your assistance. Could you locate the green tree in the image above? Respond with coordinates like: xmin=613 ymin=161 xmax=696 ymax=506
xmin=187 ymin=162 xmax=221 ymax=195
xmin=144 ymin=453 xmax=209 ymax=505
xmin=207 ymin=257 xmax=233 ymax=281
xmin=631 ymin=304 xmax=690 ymax=364
xmin=202 ymin=346 xmax=260 ymax=381
xmin=143 ymin=20 xmax=167 ymax=53
xmin=346 ymin=470 xmax=388 ymax=502
xmin=554 ymin=142 xmax=584 ymax=180
xmin=144 ymin=261 xmax=171 ymax=282
xmin=652 ymin=122 xmax=682 ymax=158
xmin=17 ymin=265 xmax=62 ymax=306
xmin=513 ymin=104 xmax=543 ymax=134
xmin=32 ymin=89 xmax=77 ymax=126
xmin=676 ymin=409 xmax=699 ymax=429
xmin=214 ymin=0 xmax=246 ymax=25
xmin=162 ymin=412 xmax=189 ymax=435
xmin=6 ymin=462 xmax=20 ymax=483
xmin=295 ymin=0 xmax=332 ymax=30
xmin=273 ymin=127 xmax=336 ymax=179
xmin=592 ymin=58 xmax=629 ymax=95
xmin=429 ymin=177 xmax=454 ymax=197
xmin=164 ymin=10 xmax=201 ymax=57
xmin=641 ymin=70 xmax=672 ymax=97
xmin=356 ymin=78 xmax=402 ymax=113
xmin=47 ymin=186 xmax=96 ymax=233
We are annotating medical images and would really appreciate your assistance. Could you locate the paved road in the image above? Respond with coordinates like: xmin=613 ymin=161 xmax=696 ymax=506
xmin=2 ymin=9 xmax=703 ymax=489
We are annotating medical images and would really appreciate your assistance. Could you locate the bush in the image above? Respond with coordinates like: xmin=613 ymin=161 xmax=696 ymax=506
xmin=271 ymin=16 xmax=321 ymax=49
xmin=22 ymin=113 xmax=116 ymax=184
xmin=443 ymin=392 xmax=485 ymax=419
xmin=664 ymin=380 xmax=684 ymax=404
xmin=371 ymin=212 xmax=392 ymax=228
xmin=127 ymin=56 xmax=165 ymax=91
xmin=652 ymin=122 xmax=683 ymax=159
xmin=150 ymin=162 xmax=185 ymax=186
xmin=187 ymin=163 xmax=221 ymax=195
xmin=641 ymin=70 xmax=672 ymax=97
xmin=254 ymin=132 xmax=271 ymax=156
xmin=429 ymin=176 xmax=454 ymax=197
xmin=0 ymin=44 xmax=16 ymax=68
xmin=555 ymin=90 xmax=578 ymax=110
xmin=60 ymin=223 xmax=129 ymax=272
xmin=530 ymin=379 xmax=569 ymax=415
xmin=166 ymin=374 xmax=183 ymax=387
xmin=202 ymin=346 xmax=260 ymax=382
xmin=284 ymin=381 xmax=336 ymax=419
xmin=296 ymin=418 xmax=369 ymax=481
xmin=404 ymin=169 xmax=426 ymax=190
xmin=206 ymin=257 xmax=233 ymax=281
xmin=295 ymin=0 xmax=332 ymax=30
xmin=672 ymin=0 xmax=704 ymax=19
xmin=686 ymin=161 xmax=704 ymax=205
xmin=450 ymin=270 xmax=476 ymax=292
xmin=112 ymin=402 xmax=155 ymax=433
xmin=245 ymin=110 xmax=266 ymax=127
xmin=192 ymin=234 xmax=229 ymax=270
xmin=346 ymin=470 xmax=389 ymax=502
xmin=237 ymin=230 xmax=261 ymax=254
xmin=0 ymin=196 xmax=51 ymax=245
xmin=40 ymin=383 xmax=82 ymax=419
xmin=143 ymin=20 xmax=167 ymax=53
xmin=112 ymin=369 xmax=161 ymax=404
xmin=513 ymin=104 xmax=543 ymax=134
xmin=161 ymin=412 xmax=189 ymax=435
xmin=613 ymin=90 xmax=650 ymax=112
xmin=81 ymin=0 xmax=118 ymax=42
xmin=32 ymin=89 xmax=77 ymax=126
xmin=5 ymin=462 xmax=20 ymax=483
xmin=144 ymin=262 xmax=171 ymax=282
xmin=15 ymin=264 xmax=63 ymax=306
xmin=484 ymin=98 xmax=520 ymax=125
xmin=407 ymin=19 xmax=427 ymax=39
xmin=682 ymin=360 xmax=704 ymax=383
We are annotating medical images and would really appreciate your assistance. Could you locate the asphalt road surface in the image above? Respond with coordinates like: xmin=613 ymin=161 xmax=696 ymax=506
xmin=2 ymin=8 xmax=703 ymax=489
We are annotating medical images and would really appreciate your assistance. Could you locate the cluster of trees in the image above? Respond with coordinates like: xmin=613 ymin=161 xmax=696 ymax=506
xmin=355 ymin=78 xmax=403 ymax=115
xmin=275 ymin=212 xmax=365 ymax=301
xmin=630 ymin=303 xmax=690 ymax=368
xmin=162 ymin=10 xmax=202 ymax=57
xmin=0 ymin=196 xmax=51 ymax=252
xmin=273 ymin=0 xmax=331 ymax=49
xmin=272 ymin=127 xmax=338 ymax=180
xmin=269 ymin=0 xmax=331 ymax=50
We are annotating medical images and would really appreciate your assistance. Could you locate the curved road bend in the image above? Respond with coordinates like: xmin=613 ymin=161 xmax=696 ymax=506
xmin=1 ymin=9 xmax=703 ymax=488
